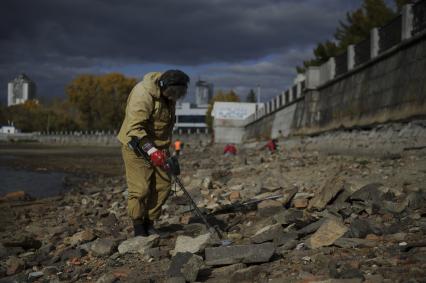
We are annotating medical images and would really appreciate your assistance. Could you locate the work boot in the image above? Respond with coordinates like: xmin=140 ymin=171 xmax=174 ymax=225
xmin=133 ymin=220 xmax=148 ymax=237
xmin=144 ymin=220 xmax=163 ymax=237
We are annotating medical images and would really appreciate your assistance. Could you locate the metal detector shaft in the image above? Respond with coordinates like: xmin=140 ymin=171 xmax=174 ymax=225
xmin=172 ymin=175 xmax=224 ymax=239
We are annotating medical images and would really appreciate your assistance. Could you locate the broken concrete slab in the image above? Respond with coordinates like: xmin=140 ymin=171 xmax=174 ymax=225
xmin=171 ymin=233 xmax=211 ymax=256
xmin=308 ymin=175 xmax=345 ymax=210
xmin=210 ymin=263 xmax=246 ymax=278
xmin=306 ymin=218 xmax=348 ymax=249
xmin=167 ymin=252 xmax=203 ymax=282
xmin=257 ymin=200 xmax=284 ymax=217
xmin=251 ymin=223 xmax=284 ymax=244
xmin=205 ymin=243 xmax=275 ymax=266
xmin=117 ymin=235 xmax=159 ymax=255
xmin=90 ymin=238 xmax=117 ymax=257
xmin=333 ymin=238 xmax=378 ymax=248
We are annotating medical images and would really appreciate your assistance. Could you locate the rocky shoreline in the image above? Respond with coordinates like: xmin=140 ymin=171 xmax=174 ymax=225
xmin=0 ymin=142 xmax=425 ymax=282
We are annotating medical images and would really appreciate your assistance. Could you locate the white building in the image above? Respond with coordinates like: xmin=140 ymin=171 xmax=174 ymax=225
xmin=0 ymin=125 xmax=20 ymax=134
xmin=7 ymin=74 xmax=37 ymax=106
xmin=175 ymin=102 xmax=208 ymax=134
xmin=212 ymin=102 xmax=260 ymax=143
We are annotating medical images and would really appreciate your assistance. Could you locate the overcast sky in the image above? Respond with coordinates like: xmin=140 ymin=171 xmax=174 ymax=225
xmin=0 ymin=0 xmax=360 ymax=105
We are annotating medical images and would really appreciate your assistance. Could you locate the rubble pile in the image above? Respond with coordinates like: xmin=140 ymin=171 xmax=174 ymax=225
xmin=0 ymin=143 xmax=425 ymax=282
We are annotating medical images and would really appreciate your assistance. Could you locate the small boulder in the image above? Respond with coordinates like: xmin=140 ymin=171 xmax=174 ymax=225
xmin=257 ymin=200 xmax=284 ymax=217
xmin=90 ymin=238 xmax=117 ymax=257
xmin=306 ymin=218 xmax=348 ymax=249
xmin=171 ymin=233 xmax=211 ymax=256
xmin=118 ymin=235 xmax=159 ymax=255
xmin=167 ymin=252 xmax=204 ymax=282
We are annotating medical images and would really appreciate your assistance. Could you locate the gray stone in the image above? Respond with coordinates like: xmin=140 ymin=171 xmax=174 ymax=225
xmin=205 ymin=243 xmax=275 ymax=266
xmin=344 ymin=219 xmax=374 ymax=238
xmin=167 ymin=252 xmax=204 ymax=282
xmin=297 ymin=218 xmax=326 ymax=236
xmin=210 ymin=263 xmax=246 ymax=278
xmin=273 ymin=232 xmax=298 ymax=247
xmin=306 ymin=218 xmax=348 ymax=249
xmin=308 ymin=175 xmax=345 ymax=210
xmin=251 ymin=224 xmax=284 ymax=244
xmin=28 ymin=271 xmax=44 ymax=282
xmin=118 ymin=235 xmax=159 ymax=255
xmin=257 ymin=200 xmax=284 ymax=217
xmin=96 ymin=273 xmax=117 ymax=283
xmin=166 ymin=277 xmax=186 ymax=283
xmin=42 ymin=266 xmax=59 ymax=275
xmin=276 ymin=239 xmax=298 ymax=253
xmin=90 ymin=238 xmax=117 ymax=257
xmin=273 ymin=209 xmax=303 ymax=225
xmin=231 ymin=265 xmax=264 ymax=282
xmin=171 ymin=233 xmax=211 ymax=256
xmin=350 ymin=183 xmax=383 ymax=203
xmin=333 ymin=238 xmax=377 ymax=248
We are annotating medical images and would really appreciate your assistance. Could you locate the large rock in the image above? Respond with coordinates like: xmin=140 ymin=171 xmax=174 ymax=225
xmin=171 ymin=233 xmax=211 ymax=256
xmin=205 ymin=243 xmax=275 ymax=266
xmin=118 ymin=235 xmax=159 ymax=255
xmin=306 ymin=218 xmax=348 ymax=249
xmin=67 ymin=229 xmax=96 ymax=246
xmin=251 ymin=224 xmax=284 ymax=244
xmin=308 ymin=175 xmax=345 ymax=210
xmin=167 ymin=252 xmax=204 ymax=282
xmin=90 ymin=238 xmax=117 ymax=257
xmin=257 ymin=200 xmax=284 ymax=217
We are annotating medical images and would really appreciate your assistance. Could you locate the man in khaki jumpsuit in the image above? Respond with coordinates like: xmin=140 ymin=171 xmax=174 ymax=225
xmin=117 ymin=70 xmax=190 ymax=236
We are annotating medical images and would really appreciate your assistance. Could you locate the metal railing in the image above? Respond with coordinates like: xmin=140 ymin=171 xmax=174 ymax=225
xmin=354 ymin=38 xmax=371 ymax=66
xmin=413 ymin=0 xmax=426 ymax=35
xmin=379 ymin=15 xmax=402 ymax=52
xmin=335 ymin=51 xmax=348 ymax=76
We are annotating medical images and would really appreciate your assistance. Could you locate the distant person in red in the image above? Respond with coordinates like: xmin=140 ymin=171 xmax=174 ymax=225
xmin=266 ymin=139 xmax=278 ymax=153
xmin=223 ymin=144 xmax=237 ymax=156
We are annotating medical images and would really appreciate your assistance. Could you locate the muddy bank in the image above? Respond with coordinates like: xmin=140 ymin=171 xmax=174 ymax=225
xmin=0 ymin=141 xmax=425 ymax=282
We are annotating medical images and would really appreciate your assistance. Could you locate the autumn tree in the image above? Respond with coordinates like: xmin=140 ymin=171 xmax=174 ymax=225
xmin=66 ymin=73 xmax=136 ymax=130
xmin=205 ymin=90 xmax=240 ymax=130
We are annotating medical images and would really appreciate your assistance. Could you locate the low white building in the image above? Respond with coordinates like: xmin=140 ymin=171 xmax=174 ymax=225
xmin=212 ymin=102 xmax=261 ymax=143
xmin=175 ymin=102 xmax=208 ymax=134
xmin=0 ymin=125 xmax=20 ymax=134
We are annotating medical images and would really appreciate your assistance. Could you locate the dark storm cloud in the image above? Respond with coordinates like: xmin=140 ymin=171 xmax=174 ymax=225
xmin=0 ymin=0 xmax=358 ymax=102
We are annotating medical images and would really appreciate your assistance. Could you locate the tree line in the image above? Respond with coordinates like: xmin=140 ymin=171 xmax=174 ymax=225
xmin=298 ymin=0 xmax=413 ymax=72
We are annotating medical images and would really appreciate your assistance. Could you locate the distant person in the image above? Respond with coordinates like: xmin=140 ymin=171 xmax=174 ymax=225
xmin=223 ymin=143 xmax=237 ymax=156
xmin=117 ymin=70 xmax=190 ymax=237
xmin=174 ymin=139 xmax=182 ymax=156
xmin=266 ymin=139 xmax=278 ymax=153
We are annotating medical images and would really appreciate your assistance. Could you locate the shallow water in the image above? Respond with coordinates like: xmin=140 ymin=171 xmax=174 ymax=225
xmin=0 ymin=167 xmax=67 ymax=198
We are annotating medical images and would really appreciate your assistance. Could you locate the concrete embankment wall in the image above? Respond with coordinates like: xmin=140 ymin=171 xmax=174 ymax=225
xmin=244 ymin=33 xmax=426 ymax=140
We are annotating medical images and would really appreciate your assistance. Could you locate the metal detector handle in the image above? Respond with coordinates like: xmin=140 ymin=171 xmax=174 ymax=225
xmin=172 ymin=175 xmax=224 ymax=239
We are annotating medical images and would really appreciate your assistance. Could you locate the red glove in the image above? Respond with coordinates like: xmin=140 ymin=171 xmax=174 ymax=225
xmin=150 ymin=149 xmax=167 ymax=168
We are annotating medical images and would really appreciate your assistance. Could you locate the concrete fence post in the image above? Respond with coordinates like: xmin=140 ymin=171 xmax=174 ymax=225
xmin=306 ymin=67 xmax=320 ymax=89
xmin=329 ymin=57 xmax=336 ymax=79
xmin=402 ymin=4 xmax=414 ymax=40
xmin=289 ymin=87 xmax=293 ymax=103
xmin=370 ymin=28 xmax=379 ymax=58
xmin=347 ymin=45 xmax=355 ymax=70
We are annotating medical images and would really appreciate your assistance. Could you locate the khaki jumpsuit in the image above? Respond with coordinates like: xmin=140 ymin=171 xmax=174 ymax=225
xmin=117 ymin=72 xmax=175 ymax=223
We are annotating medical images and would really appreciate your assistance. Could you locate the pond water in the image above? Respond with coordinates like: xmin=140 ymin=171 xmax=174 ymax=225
xmin=0 ymin=167 xmax=68 ymax=198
